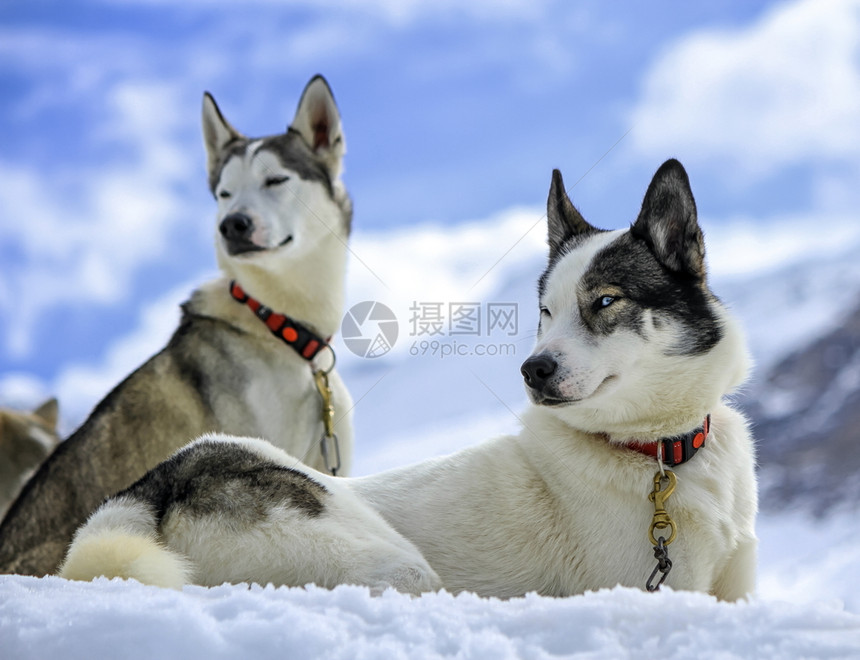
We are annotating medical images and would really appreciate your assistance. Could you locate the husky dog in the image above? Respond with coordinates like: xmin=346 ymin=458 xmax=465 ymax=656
xmin=0 ymin=399 xmax=60 ymax=517
xmin=1 ymin=75 xmax=355 ymax=577
xmin=61 ymin=160 xmax=757 ymax=601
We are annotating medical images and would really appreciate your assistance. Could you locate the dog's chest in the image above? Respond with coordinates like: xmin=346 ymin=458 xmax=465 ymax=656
xmin=209 ymin=338 xmax=345 ymax=463
xmin=557 ymin=476 xmax=739 ymax=594
xmin=246 ymin=364 xmax=320 ymax=448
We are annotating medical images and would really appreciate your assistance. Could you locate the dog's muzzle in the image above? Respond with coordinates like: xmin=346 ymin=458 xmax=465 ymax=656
xmin=520 ymin=353 xmax=557 ymax=394
xmin=220 ymin=213 xmax=263 ymax=256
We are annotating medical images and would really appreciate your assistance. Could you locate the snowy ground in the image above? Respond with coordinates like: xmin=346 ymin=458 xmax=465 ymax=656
xmin=2 ymin=557 xmax=859 ymax=660
xmin=4 ymin=209 xmax=860 ymax=658
xmin=2 ymin=495 xmax=860 ymax=658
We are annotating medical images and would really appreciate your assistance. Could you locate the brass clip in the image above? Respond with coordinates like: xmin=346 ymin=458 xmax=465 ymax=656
xmin=313 ymin=369 xmax=336 ymax=439
xmin=648 ymin=469 xmax=677 ymax=546
xmin=313 ymin=368 xmax=341 ymax=476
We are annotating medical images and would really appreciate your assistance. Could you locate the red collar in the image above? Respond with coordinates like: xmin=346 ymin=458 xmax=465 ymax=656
xmin=628 ymin=415 xmax=710 ymax=467
xmin=229 ymin=281 xmax=330 ymax=361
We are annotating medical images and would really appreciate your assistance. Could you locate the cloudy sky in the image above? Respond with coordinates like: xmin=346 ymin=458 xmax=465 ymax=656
xmin=2 ymin=0 xmax=859 ymax=430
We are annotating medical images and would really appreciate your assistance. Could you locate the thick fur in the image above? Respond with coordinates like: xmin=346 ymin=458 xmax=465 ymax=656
xmin=0 ymin=76 xmax=355 ymax=577
xmin=61 ymin=160 xmax=757 ymax=600
xmin=0 ymin=399 xmax=60 ymax=518
xmin=61 ymin=436 xmax=441 ymax=594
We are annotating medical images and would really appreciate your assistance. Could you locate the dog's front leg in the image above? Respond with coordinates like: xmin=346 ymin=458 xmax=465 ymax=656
xmin=711 ymin=537 xmax=757 ymax=601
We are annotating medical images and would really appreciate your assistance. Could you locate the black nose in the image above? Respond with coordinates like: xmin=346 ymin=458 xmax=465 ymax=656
xmin=521 ymin=354 xmax=557 ymax=391
xmin=219 ymin=213 xmax=254 ymax=241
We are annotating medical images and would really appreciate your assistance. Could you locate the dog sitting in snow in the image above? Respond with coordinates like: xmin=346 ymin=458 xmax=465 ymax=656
xmin=61 ymin=160 xmax=757 ymax=601
xmin=1 ymin=75 xmax=355 ymax=577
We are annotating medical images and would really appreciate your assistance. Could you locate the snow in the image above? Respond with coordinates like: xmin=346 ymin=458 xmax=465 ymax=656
xmin=6 ymin=198 xmax=860 ymax=660
xmin=3 ymin=574 xmax=859 ymax=660
xmin=3 ymin=472 xmax=860 ymax=658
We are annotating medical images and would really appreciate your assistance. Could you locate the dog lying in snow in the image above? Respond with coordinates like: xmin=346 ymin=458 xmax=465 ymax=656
xmin=61 ymin=160 xmax=757 ymax=601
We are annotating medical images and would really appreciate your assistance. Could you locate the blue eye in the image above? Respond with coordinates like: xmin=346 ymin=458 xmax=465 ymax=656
xmin=598 ymin=296 xmax=616 ymax=309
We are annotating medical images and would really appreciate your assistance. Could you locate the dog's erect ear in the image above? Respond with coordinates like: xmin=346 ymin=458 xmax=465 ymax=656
xmin=202 ymin=92 xmax=244 ymax=185
xmin=546 ymin=169 xmax=597 ymax=259
xmin=631 ymin=159 xmax=705 ymax=279
xmin=290 ymin=75 xmax=346 ymax=180
xmin=32 ymin=398 xmax=59 ymax=430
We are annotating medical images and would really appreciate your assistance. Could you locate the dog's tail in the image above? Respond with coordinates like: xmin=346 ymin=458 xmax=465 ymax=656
xmin=59 ymin=496 xmax=192 ymax=589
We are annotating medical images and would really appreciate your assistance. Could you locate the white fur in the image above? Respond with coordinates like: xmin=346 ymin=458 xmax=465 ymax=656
xmin=536 ymin=233 xmax=750 ymax=440
xmin=62 ymin=214 xmax=757 ymax=601
xmin=63 ymin=437 xmax=440 ymax=595
xmin=350 ymin=401 xmax=756 ymax=600
xmin=195 ymin=78 xmax=354 ymax=474
xmin=59 ymin=498 xmax=192 ymax=589
xmin=203 ymin=81 xmax=350 ymax=342
xmin=341 ymin=234 xmax=757 ymax=599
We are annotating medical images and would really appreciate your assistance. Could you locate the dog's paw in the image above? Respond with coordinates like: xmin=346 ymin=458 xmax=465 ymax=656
xmin=378 ymin=563 xmax=443 ymax=596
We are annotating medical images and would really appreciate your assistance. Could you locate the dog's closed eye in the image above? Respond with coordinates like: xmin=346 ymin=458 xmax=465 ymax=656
xmin=265 ymin=175 xmax=290 ymax=187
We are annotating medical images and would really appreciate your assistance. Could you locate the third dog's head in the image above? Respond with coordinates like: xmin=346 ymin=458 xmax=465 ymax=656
xmin=202 ymin=76 xmax=352 ymax=285
xmin=521 ymin=160 xmax=749 ymax=438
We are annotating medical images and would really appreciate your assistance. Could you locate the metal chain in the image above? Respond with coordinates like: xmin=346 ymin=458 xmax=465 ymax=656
xmin=646 ymin=537 xmax=673 ymax=591
xmin=646 ymin=469 xmax=677 ymax=591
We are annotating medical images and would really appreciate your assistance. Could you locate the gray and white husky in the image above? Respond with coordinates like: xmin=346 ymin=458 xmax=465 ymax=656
xmin=1 ymin=75 xmax=355 ymax=577
xmin=61 ymin=160 xmax=758 ymax=601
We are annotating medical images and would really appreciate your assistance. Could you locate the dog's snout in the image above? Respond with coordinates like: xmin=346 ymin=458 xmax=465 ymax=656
xmin=521 ymin=354 xmax=557 ymax=391
xmin=219 ymin=213 xmax=254 ymax=241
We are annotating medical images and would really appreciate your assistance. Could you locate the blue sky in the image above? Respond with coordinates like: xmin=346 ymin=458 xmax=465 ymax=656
xmin=2 ymin=0 xmax=859 ymax=427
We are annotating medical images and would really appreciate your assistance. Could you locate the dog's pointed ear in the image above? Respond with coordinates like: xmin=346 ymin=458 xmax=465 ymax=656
xmin=631 ymin=159 xmax=705 ymax=279
xmin=33 ymin=397 xmax=59 ymax=430
xmin=202 ymin=92 xmax=244 ymax=185
xmin=290 ymin=75 xmax=346 ymax=180
xmin=546 ymin=169 xmax=597 ymax=259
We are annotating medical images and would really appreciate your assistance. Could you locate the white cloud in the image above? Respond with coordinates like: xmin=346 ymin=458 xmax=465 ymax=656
xmin=50 ymin=277 xmax=202 ymax=427
xmin=309 ymin=206 xmax=547 ymax=375
xmin=0 ymin=80 xmax=198 ymax=357
xmin=628 ymin=0 xmax=860 ymax=176
xmin=706 ymin=212 xmax=860 ymax=278
xmin=0 ymin=275 xmax=202 ymax=432
xmin=344 ymin=206 xmax=545 ymax=307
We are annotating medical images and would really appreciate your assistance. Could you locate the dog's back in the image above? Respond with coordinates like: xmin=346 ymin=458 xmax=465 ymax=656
xmin=0 ymin=325 xmax=222 ymax=575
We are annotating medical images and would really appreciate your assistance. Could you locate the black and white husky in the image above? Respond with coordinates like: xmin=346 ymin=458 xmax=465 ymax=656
xmin=61 ymin=160 xmax=757 ymax=601
xmin=1 ymin=75 xmax=354 ymax=577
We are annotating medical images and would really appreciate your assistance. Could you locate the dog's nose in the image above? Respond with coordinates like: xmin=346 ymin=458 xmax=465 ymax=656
xmin=521 ymin=354 xmax=557 ymax=391
xmin=219 ymin=213 xmax=254 ymax=241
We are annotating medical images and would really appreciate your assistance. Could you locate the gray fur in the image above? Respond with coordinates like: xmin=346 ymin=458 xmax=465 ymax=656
xmin=0 ymin=308 xmax=298 ymax=575
xmin=0 ymin=399 xmax=60 ymax=518
xmin=60 ymin=160 xmax=756 ymax=600
xmin=118 ymin=440 xmax=328 ymax=526
xmin=203 ymin=76 xmax=352 ymax=235
xmin=546 ymin=168 xmax=601 ymax=260
xmin=630 ymin=158 xmax=705 ymax=279
xmin=539 ymin=159 xmax=722 ymax=356
xmin=0 ymin=75 xmax=354 ymax=577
